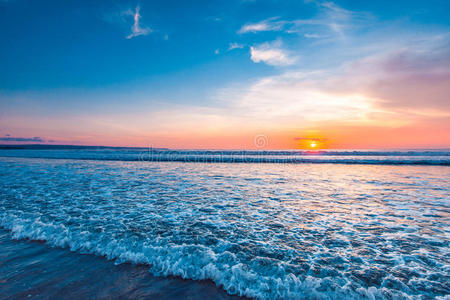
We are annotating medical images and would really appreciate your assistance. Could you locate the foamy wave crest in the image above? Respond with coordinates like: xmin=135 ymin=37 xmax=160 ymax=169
xmin=0 ymin=214 xmax=415 ymax=299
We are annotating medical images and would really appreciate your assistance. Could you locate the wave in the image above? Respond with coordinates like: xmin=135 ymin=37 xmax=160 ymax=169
xmin=0 ymin=148 xmax=449 ymax=165
xmin=0 ymin=214 xmax=421 ymax=300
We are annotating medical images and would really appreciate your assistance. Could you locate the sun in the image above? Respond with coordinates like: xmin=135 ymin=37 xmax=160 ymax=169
xmin=295 ymin=136 xmax=327 ymax=149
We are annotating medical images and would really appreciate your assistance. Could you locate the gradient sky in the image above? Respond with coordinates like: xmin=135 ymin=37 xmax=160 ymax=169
xmin=1 ymin=0 xmax=449 ymax=149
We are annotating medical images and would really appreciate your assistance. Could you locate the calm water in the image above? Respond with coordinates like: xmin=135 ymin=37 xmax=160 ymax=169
xmin=0 ymin=150 xmax=449 ymax=299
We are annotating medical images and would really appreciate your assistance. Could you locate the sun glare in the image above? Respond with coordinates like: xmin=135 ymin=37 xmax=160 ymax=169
xmin=310 ymin=141 xmax=317 ymax=148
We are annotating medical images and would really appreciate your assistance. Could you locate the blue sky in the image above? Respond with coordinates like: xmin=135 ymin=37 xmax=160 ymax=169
xmin=1 ymin=0 xmax=449 ymax=148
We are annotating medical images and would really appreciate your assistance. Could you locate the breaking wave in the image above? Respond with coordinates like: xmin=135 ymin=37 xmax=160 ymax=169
xmin=0 ymin=148 xmax=449 ymax=165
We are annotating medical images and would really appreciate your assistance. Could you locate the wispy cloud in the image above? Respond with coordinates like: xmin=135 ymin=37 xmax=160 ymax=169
xmin=250 ymin=40 xmax=297 ymax=66
xmin=227 ymin=71 xmax=377 ymax=125
xmin=205 ymin=15 xmax=222 ymax=22
xmin=229 ymin=42 xmax=245 ymax=51
xmin=326 ymin=38 xmax=450 ymax=112
xmin=294 ymin=137 xmax=327 ymax=141
xmin=0 ymin=136 xmax=45 ymax=142
xmin=304 ymin=33 xmax=321 ymax=38
xmin=238 ymin=17 xmax=284 ymax=34
xmin=125 ymin=6 xmax=151 ymax=39
xmin=238 ymin=1 xmax=371 ymax=38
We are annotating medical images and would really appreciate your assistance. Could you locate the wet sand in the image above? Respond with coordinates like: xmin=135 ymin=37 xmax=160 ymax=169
xmin=0 ymin=229 xmax=245 ymax=299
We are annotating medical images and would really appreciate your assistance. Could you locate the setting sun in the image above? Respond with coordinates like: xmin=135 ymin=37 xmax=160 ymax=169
xmin=295 ymin=136 xmax=328 ymax=150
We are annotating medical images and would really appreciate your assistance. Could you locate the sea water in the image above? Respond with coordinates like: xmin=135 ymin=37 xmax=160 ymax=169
xmin=0 ymin=148 xmax=449 ymax=299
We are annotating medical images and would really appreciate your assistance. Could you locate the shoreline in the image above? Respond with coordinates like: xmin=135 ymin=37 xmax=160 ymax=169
xmin=0 ymin=228 xmax=246 ymax=300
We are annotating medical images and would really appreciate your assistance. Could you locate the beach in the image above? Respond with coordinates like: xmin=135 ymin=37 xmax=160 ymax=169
xmin=0 ymin=229 xmax=242 ymax=299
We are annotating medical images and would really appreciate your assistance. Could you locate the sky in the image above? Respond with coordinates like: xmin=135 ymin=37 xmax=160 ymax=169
xmin=0 ymin=0 xmax=449 ymax=149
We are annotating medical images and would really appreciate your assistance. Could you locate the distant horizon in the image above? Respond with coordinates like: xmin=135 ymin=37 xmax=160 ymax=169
xmin=1 ymin=143 xmax=449 ymax=151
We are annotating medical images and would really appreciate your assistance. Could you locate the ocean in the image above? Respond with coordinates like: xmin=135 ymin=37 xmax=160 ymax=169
xmin=0 ymin=148 xmax=449 ymax=299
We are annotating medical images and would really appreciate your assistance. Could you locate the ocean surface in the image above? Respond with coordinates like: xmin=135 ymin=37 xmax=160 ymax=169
xmin=0 ymin=148 xmax=449 ymax=299
xmin=0 ymin=147 xmax=449 ymax=165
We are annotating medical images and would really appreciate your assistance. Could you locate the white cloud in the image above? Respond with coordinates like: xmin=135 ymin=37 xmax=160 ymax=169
xmin=238 ymin=17 xmax=284 ymax=34
xmin=228 ymin=43 xmax=245 ymax=50
xmin=304 ymin=33 xmax=321 ymax=38
xmin=126 ymin=6 xmax=151 ymax=39
xmin=214 ymin=49 xmax=220 ymax=55
xmin=219 ymin=35 xmax=450 ymax=129
xmin=222 ymin=71 xmax=377 ymax=127
xmin=250 ymin=41 xmax=297 ymax=66
xmin=238 ymin=2 xmax=372 ymax=38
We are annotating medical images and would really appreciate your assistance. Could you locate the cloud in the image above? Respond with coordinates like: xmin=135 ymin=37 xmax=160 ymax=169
xmin=304 ymin=33 xmax=321 ymax=38
xmin=205 ymin=16 xmax=222 ymax=22
xmin=227 ymin=71 xmax=377 ymax=126
xmin=218 ymin=33 xmax=450 ymax=133
xmin=321 ymin=37 xmax=450 ymax=112
xmin=238 ymin=1 xmax=372 ymax=38
xmin=125 ymin=6 xmax=151 ymax=39
xmin=250 ymin=41 xmax=297 ymax=66
xmin=229 ymin=43 xmax=245 ymax=51
xmin=238 ymin=17 xmax=284 ymax=34
xmin=0 ymin=136 xmax=45 ymax=142
xmin=214 ymin=49 xmax=220 ymax=55
xmin=294 ymin=137 xmax=327 ymax=141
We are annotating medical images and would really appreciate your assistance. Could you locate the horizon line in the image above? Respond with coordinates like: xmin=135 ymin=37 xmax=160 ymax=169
xmin=0 ymin=144 xmax=449 ymax=151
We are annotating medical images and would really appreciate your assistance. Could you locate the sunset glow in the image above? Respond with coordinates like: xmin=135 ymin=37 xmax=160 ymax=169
xmin=0 ymin=1 xmax=449 ymax=149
